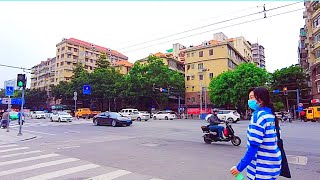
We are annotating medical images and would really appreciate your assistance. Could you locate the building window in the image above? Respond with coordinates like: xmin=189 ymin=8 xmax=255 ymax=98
xmin=228 ymin=59 xmax=237 ymax=69
xmin=209 ymin=73 xmax=214 ymax=79
xmin=313 ymin=16 xmax=320 ymax=28
xmin=57 ymin=55 xmax=59 ymax=59
xmin=199 ymin=74 xmax=203 ymax=80
xmin=85 ymin=59 xmax=88 ymax=62
xmin=192 ymin=86 xmax=195 ymax=92
xmin=191 ymin=97 xmax=195 ymax=102
xmin=58 ymin=48 xmax=60 ymax=52
xmin=191 ymin=64 xmax=194 ymax=69
xmin=191 ymin=75 xmax=195 ymax=80
xmin=315 ymin=33 xmax=320 ymax=43
xmin=61 ymin=54 xmax=64 ymax=58
xmin=187 ymin=53 xmax=190 ymax=57
xmin=67 ymin=62 xmax=71 ymax=65
xmin=316 ymin=50 xmax=320 ymax=59
xmin=68 ymin=47 xmax=71 ymax=51
xmin=199 ymin=51 xmax=203 ymax=57
xmin=67 ymin=54 xmax=71 ymax=58
xmin=60 ymin=62 xmax=64 ymax=66
xmin=198 ymin=63 xmax=203 ymax=69
xmin=187 ymin=76 xmax=190 ymax=81
xmin=73 ymin=55 xmax=77 ymax=60
xmin=56 ymin=78 xmax=58 ymax=82
xmin=209 ymin=49 xmax=213 ymax=56
xmin=74 ymin=48 xmax=78 ymax=52
xmin=90 ymin=66 xmax=93 ymax=70
xmin=61 ymin=47 xmax=65 ymax=51
xmin=84 ymin=65 xmax=88 ymax=69
xmin=56 ymin=63 xmax=59 ymax=67
xmin=90 ymin=59 xmax=93 ymax=63
xmin=317 ymin=81 xmax=320 ymax=93
xmin=191 ymin=52 xmax=194 ymax=57
xmin=66 ymin=77 xmax=70 ymax=81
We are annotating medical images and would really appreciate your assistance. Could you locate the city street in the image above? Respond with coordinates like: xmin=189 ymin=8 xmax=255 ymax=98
xmin=0 ymin=118 xmax=319 ymax=180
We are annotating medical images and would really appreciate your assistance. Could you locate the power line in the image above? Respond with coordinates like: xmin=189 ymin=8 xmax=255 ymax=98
xmin=118 ymin=2 xmax=302 ymax=51
xmin=0 ymin=64 xmax=31 ymax=71
xmin=122 ymin=7 xmax=304 ymax=54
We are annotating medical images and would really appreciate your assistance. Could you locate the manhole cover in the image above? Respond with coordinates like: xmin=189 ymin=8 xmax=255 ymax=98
xmin=141 ymin=143 xmax=159 ymax=147
xmin=287 ymin=155 xmax=308 ymax=165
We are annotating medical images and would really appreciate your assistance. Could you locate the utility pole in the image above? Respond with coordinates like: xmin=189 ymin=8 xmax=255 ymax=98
xmin=200 ymin=81 xmax=202 ymax=117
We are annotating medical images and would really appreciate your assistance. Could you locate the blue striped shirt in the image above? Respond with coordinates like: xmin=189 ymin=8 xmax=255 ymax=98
xmin=243 ymin=107 xmax=282 ymax=180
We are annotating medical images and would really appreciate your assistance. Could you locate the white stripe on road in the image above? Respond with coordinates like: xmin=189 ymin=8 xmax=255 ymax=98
xmin=0 ymin=150 xmax=42 ymax=158
xmin=24 ymin=164 xmax=100 ymax=180
xmin=0 ymin=154 xmax=59 ymax=166
xmin=87 ymin=170 xmax=132 ymax=180
xmin=0 ymin=158 xmax=79 ymax=176
xmin=0 ymin=144 xmax=18 ymax=148
xmin=22 ymin=130 xmax=56 ymax=136
xmin=150 ymin=179 xmax=164 ymax=180
xmin=0 ymin=147 xmax=29 ymax=153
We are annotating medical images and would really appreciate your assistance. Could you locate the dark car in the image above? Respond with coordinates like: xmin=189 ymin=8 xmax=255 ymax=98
xmin=93 ymin=112 xmax=132 ymax=127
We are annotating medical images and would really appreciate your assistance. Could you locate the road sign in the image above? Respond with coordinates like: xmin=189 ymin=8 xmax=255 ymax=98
xmin=5 ymin=86 xmax=14 ymax=96
xmin=73 ymin=96 xmax=77 ymax=101
xmin=74 ymin=92 xmax=78 ymax=96
xmin=83 ymin=85 xmax=91 ymax=95
xmin=273 ymin=89 xmax=280 ymax=94
xmin=298 ymin=103 xmax=303 ymax=107
xmin=1 ymin=98 xmax=11 ymax=104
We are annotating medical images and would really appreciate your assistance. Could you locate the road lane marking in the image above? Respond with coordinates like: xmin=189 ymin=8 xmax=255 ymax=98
xmin=22 ymin=130 xmax=56 ymax=135
xmin=0 ymin=147 xmax=29 ymax=153
xmin=0 ymin=150 xmax=42 ymax=158
xmin=287 ymin=155 xmax=308 ymax=165
xmin=0 ymin=158 xmax=79 ymax=176
xmin=57 ymin=146 xmax=80 ymax=149
xmin=0 ymin=144 xmax=18 ymax=148
xmin=87 ymin=169 xmax=132 ymax=180
xmin=0 ymin=154 xmax=59 ymax=166
xmin=150 ymin=179 xmax=164 ymax=180
xmin=24 ymin=164 xmax=100 ymax=180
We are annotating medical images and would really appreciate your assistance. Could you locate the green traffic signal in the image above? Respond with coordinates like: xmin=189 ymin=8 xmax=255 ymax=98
xmin=18 ymin=81 xmax=23 ymax=87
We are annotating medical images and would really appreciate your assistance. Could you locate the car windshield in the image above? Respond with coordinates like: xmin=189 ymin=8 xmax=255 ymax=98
xmin=109 ymin=112 xmax=122 ymax=118
xmin=35 ymin=111 xmax=44 ymax=114
xmin=58 ymin=112 xmax=69 ymax=115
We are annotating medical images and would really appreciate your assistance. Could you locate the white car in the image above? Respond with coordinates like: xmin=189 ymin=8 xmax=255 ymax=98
xmin=205 ymin=110 xmax=240 ymax=123
xmin=119 ymin=108 xmax=139 ymax=117
xmin=152 ymin=111 xmax=176 ymax=120
xmin=127 ymin=111 xmax=150 ymax=121
xmin=31 ymin=111 xmax=46 ymax=119
xmin=50 ymin=111 xmax=73 ymax=122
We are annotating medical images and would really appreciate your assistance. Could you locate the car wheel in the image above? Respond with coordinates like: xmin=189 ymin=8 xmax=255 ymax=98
xmin=227 ymin=117 xmax=234 ymax=123
xmin=165 ymin=116 xmax=169 ymax=120
xmin=145 ymin=119 xmax=148 ymax=121
xmin=137 ymin=117 xmax=141 ymax=121
xmin=93 ymin=119 xmax=99 ymax=126
xmin=153 ymin=116 xmax=157 ymax=120
xmin=50 ymin=118 xmax=53 ymax=122
xmin=112 ymin=120 xmax=117 ymax=127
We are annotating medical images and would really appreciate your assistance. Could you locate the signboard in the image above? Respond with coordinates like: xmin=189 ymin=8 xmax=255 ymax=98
xmin=73 ymin=96 xmax=77 ymax=101
xmin=1 ymin=98 xmax=11 ymax=105
xmin=5 ymin=86 xmax=14 ymax=96
xmin=0 ymin=98 xmax=24 ymax=105
xmin=83 ymin=85 xmax=91 ymax=95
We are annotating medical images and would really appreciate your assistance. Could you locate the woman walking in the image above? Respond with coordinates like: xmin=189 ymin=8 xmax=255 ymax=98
xmin=230 ymin=87 xmax=282 ymax=180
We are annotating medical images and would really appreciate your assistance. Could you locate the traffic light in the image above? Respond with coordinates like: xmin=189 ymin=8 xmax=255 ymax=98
xmin=17 ymin=74 xmax=26 ymax=88
xmin=283 ymin=87 xmax=288 ymax=95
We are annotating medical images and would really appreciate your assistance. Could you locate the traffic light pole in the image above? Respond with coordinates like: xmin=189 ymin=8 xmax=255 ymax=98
xmin=18 ymin=88 xmax=24 ymax=136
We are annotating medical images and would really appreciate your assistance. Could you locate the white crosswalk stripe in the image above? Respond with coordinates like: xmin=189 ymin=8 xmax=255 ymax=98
xmin=9 ymin=120 xmax=91 ymax=128
xmin=0 ymin=144 xmax=164 ymax=180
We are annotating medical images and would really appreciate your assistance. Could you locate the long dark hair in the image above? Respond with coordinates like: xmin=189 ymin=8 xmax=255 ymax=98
xmin=248 ymin=87 xmax=279 ymax=125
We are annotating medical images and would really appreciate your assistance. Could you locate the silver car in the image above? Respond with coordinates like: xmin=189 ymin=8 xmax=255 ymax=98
xmin=127 ymin=111 xmax=150 ymax=121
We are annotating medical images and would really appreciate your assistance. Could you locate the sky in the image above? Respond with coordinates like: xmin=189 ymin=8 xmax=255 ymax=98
xmin=0 ymin=1 xmax=305 ymax=88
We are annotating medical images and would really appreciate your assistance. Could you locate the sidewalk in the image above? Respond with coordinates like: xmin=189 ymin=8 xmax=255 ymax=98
xmin=0 ymin=127 xmax=38 ymax=145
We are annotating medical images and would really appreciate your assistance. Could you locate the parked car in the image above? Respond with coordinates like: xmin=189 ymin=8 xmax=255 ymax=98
xmin=205 ymin=110 xmax=240 ymax=123
xmin=93 ymin=112 xmax=132 ymax=127
xmin=152 ymin=111 xmax=176 ymax=120
xmin=50 ymin=111 xmax=73 ymax=122
xmin=127 ymin=111 xmax=150 ymax=121
xmin=31 ymin=111 xmax=46 ymax=119
xmin=119 ymin=108 xmax=139 ymax=117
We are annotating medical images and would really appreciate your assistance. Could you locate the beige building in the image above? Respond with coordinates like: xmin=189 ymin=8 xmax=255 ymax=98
xmin=31 ymin=38 xmax=129 ymax=90
xmin=185 ymin=40 xmax=247 ymax=107
xmin=114 ymin=60 xmax=133 ymax=75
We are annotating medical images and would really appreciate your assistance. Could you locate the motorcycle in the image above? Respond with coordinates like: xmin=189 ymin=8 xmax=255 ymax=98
xmin=201 ymin=120 xmax=241 ymax=146
xmin=1 ymin=119 xmax=9 ymax=129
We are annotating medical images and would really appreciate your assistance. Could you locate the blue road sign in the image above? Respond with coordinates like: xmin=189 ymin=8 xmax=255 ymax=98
xmin=0 ymin=98 xmax=24 ymax=105
xmin=5 ymin=86 xmax=14 ymax=96
xmin=83 ymin=85 xmax=91 ymax=95
xmin=273 ymin=89 xmax=280 ymax=94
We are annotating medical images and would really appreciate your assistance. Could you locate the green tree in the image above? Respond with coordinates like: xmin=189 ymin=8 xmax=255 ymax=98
xmin=96 ymin=53 xmax=111 ymax=69
xmin=274 ymin=101 xmax=285 ymax=112
xmin=14 ymin=89 xmax=48 ymax=109
xmin=209 ymin=63 xmax=268 ymax=112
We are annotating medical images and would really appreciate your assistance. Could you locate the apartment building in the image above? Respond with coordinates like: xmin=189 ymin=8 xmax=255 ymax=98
xmin=301 ymin=1 xmax=320 ymax=101
xmin=114 ymin=60 xmax=133 ymax=75
xmin=185 ymin=40 xmax=247 ymax=107
xmin=137 ymin=52 xmax=185 ymax=74
xmin=31 ymin=38 xmax=129 ymax=90
xmin=251 ymin=43 xmax=266 ymax=68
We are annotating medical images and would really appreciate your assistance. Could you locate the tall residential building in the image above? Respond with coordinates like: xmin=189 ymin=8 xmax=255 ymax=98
xmin=251 ymin=43 xmax=265 ymax=68
xmin=301 ymin=1 xmax=320 ymax=101
xmin=31 ymin=38 xmax=129 ymax=90
xmin=185 ymin=40 xmax=247 ymax=108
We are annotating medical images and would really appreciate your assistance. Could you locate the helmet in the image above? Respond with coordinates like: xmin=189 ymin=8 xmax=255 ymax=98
xmin=212 ymin=108 xmax=219 ymax=113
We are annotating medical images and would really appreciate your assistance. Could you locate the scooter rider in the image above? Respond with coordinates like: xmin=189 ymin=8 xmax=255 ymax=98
xmin=208 ymin=108 xmax=225 ymax=140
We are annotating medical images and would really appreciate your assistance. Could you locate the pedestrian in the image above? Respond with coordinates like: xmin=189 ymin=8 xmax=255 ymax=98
xmin=300 ymin=110 xmax=306 ymax=122
xmin=1 ymin=109 xmax=10 ymax=132
xmin=230 ymin=87 xmax=282 ymax=180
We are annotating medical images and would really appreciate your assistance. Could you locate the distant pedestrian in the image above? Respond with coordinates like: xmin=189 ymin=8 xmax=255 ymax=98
xmin=1 ymin=110 xmax=10 ymax=132
xmin=300 ymin=110 xmax=306 ymax=121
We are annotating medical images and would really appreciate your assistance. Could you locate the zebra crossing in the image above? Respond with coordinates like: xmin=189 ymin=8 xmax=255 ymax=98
xmin=9 ymin=119 xmax=92 ymax=128
xmin=0 ymin=143 xmax=163 ymax=180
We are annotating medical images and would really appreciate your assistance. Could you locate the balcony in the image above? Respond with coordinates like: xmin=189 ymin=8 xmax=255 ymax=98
xmin=312 ymin=5 xmax=320 ymax=19
xmin=313 ymin=24 xmax=320 ymax=35
xmin=315 ymin=41 xmax=320 ymax=50
xmin=67 ymin=50 xmax=72 ymax=55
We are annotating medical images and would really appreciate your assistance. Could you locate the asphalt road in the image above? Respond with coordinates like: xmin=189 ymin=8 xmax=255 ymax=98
xmin=1 ymin=117 xmax=319 ymax=180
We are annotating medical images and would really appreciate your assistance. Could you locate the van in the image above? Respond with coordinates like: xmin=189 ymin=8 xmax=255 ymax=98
xmin=75 ymin=108 xmax=91 ymax=119
xmin=305 ymin=106 xmax=320 ymax=122
xmin=119 ymin=108 xmax=138 ymax=117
